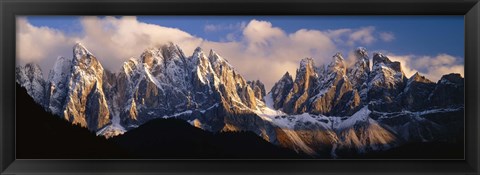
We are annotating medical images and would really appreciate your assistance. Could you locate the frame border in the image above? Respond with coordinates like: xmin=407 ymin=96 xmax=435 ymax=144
xmin=1 ymin=0 xmax=479 ymax=174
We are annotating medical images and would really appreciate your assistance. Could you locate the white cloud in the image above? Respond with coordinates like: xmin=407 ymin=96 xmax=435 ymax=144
xmin=77 ymin=16 xmax=203 ymax=72
xmin=326 ymin=26 xmax=389 ymax=47
xmin=199 ymin=20 xmax=338 ymax=88
xmin=242 ymin=20 xmax=285 ymax=52
xmin=204 ymin=24 xmax=218 ymax=32
xmin=16 ymin=17 xmax=79 ymax=77
xmin=348 ymin=26 xmax=376 ymax=46
xmin=386 ymin=53 xmax=464 ymax=82
xmin=379 ymin=32 xmax=395 ymax=42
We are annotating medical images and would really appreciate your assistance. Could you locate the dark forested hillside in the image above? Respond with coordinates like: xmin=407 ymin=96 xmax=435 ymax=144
xmin=16 ymin=83 xmax=128 ymax=159
xmin=110 ymin=118 xmax=307 ymax=159
xmin=16 ymin=83 xmax=306 ymax=159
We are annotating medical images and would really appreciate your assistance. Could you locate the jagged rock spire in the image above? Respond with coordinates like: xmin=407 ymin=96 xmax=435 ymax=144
xmin=270 ymin=71 xmax=294 ymax=109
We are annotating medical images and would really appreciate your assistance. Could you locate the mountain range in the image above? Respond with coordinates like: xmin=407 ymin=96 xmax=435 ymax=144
xmin=16 ymin=43 xmax=464 ymax=158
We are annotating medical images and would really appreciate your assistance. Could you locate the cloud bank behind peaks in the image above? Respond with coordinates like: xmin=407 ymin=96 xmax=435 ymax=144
xmin=387 ymin=53 xmax=464 ymax=82
xmin=16 ymin=16 xmax=463 ymax=90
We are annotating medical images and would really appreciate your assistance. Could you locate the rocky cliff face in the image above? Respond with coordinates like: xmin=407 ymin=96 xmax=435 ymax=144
xmin=347 ymin=47 xmax=370 ymax=102
xmin=367 ymin=53 xmax=408 ymax=112
xmin=283 ymin=58 xmax=319 ymax=114
xmin=62 ymin=43 xmax=111 ymax=131
xmin=270 ymin=72 xmax=294 ymax=110
xmin=428 ymin=73 xmax=464 ymax=108
xmin=18 ymin=44 xmax=112 ymax=131
xmin=308 ymin=53 xmax=360 ymax=116
xmin=17 ymin=44 xmax=464 ymax=158
xmin=114 ymin=43 xmax=197 ymax=126
xmin=15 ymin=63 xmax=47 ymax=106
xmin=274 ymin=53 xmax=361 ymax=116
xmin=269 ymin=49 xmax=463 ymax=116
xmin=111 ymin=43 xmax=266 ymax=137
xmin=401 ymin=72 xmax=436 ymax=111
xmin=263 ymin=48 xmax=463 ymax=156
xmin=16 ymin=63 xmax=46 ymax=106
xmin=46 ymin=56 xmax=73 ymax=115
xmin=248 ymin=80 xmax=266 ymax=102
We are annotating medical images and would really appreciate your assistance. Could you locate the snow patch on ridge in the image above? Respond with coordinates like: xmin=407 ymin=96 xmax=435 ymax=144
xmin=335 ymin=106 xmax=370 ymax=131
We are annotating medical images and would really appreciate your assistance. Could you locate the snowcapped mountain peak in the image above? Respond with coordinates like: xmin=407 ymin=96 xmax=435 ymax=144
xmin=63 ymin=43 xmax=110 ymax=131
xmin=16 ymin=62 xmax=46 ymax=105
xmin=208 ymin=49 xmax=216 ymax=56
xmin=355 ymin=47 xmax=368 ymax=57
xmin=269 ymin=71 xmax=294 ymax=109
xmin=372 ymin=52 xmax=392 ymax=66
xmin=191 ymin=47 xmax=216 ymax=86
xmin=49 ymin=56 xmax=72 ymax=81
xmin=371 ymin=53 xmax=404 ymax=78
xmin=208 ymin=49 xmax=221 ymax=61
xmin=409 ymin=72 xmax=432 ymax=84
xmin=54 ymin=56 xmax=71 ymax=65
xmin=347 ymin=48 xmax=370 ymax=102
xmin=331 ymin=52 xmax=345 ymax=65
xmin=372 ymin=53 xmax=402 ymax=73
xmin=19 ymin=63 xmax=45 ymax=91
xmin=373 ymin=52 xmax=385 ymax=58
xmin=295 ymin=57 xmax=317 ymax=83
xmin=140 ymin=43 xmax=185 ymax=64
xmin=72 ymin=42 xmax=102 ymax=69
xmin=160 ymin=42 xmax=186 ymax=61
xmin=299 ymin=57 xmax=315 ymax=70
xmin=192 ymin=47 xmax=206 ymax=59
xmin=24 ymin=63 xmax=44 ymax=77
xmin=46 ymin=55 xmax=74 ymax=115
xmin=333 ymin=52 xmax=344 ymax=60
xmin=208 ymin=49 xmax=232 ymax=68
xmin=372 ymin=52 xmax=387 ymax=63
xmin=121 ymin=57 xmax=140 ymax=76
xmin=354 ymin=47 xmax=369 ymax=65
xmin=73 ymin=42 xmax=93 ymax=60
xmin=282 ymin=71 xmax=293 ymax=80
xmin=247 ymin=80 xmax=267 ymax=101
xmin=368 ymin=52 xmax=408 ymax=112
xmin=438 ymin=73 xmax=463 ymax=85
xmin=140 ymin=48 xmax=160 ymax=69
xmin=194 ymin=46 xmax=203 ymax=53
xmin=328 ymin=53 xmax=346 ymax=73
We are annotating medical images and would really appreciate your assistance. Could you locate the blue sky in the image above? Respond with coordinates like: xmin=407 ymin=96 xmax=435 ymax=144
xmin=19 ymin=16 xmax=464 ymax=89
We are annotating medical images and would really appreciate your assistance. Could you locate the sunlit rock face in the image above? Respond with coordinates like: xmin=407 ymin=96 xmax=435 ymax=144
xmin=308 ymin=53 xmax=360 ymax=116
xmin=265 ymin=48 xmax=463 ymax=156
xmin=17 ymin=44 xmax=464 ymax=158
xmin=62 ymin=43 xmax=111 ymax=131
xmin=114 ymin=43 xmax=196 ymax=126
xmin=275 ymin=54 xmax=361 ymax=116
xmin=248 ymin=80 xmax=267 ymax=102
xmin=17 ymin=43 xmax=113 ymax=132
xmin=282 ymin=57 xmax=319 ymax=114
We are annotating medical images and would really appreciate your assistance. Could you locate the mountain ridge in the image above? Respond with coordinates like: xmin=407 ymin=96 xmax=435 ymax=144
xmin=16 ymin=43 xmax=464 ymax=158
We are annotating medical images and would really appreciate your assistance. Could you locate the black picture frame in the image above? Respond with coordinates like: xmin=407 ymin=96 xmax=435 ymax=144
xmin=1 ymin=0 xmax=479 ymax=174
